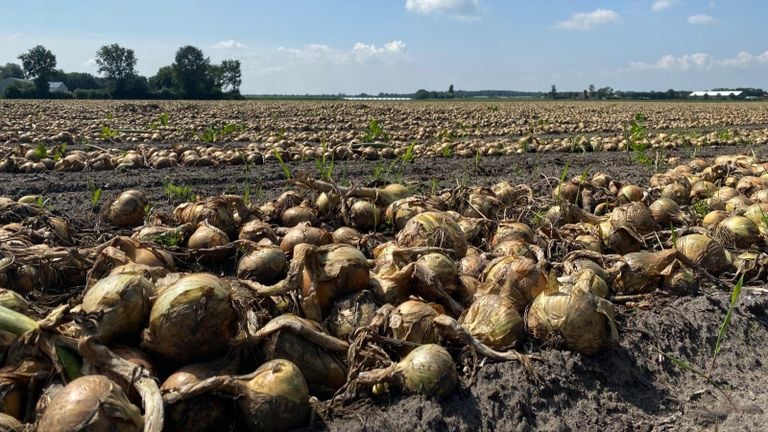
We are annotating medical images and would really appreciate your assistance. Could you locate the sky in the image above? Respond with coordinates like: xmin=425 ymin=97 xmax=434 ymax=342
xmin=1 ymin=0 xmax=766 ymax=94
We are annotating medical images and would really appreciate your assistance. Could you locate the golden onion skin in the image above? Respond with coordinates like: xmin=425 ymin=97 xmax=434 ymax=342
xmin=81 ymin=273 xmax=153 ymax=343
xmin=459 ymin=294 xmax=523 ymax=349
xmin=675 ymin=234 xmax=731 ymax=275
xmin=396 ymin=211 xmax=468 ymax=257
xmin=37 ymin=375 xmax=143 ymax=432
xmin=479 ymin=256 xmax=547 ymax=312
xmin=107 ymin=190 xmax=147 ymax=228
xmin=239 ymin=359 xmax=311 ymax=432
xmin=142 ymin=273 xmax=236 ymax=364
xmin=396 ymin=344 xmax=457 ymax=398
xmin=527 ymin=288 xmax=618 ymax=355
xmin=162 ymin=362 xmax=237 ymax=432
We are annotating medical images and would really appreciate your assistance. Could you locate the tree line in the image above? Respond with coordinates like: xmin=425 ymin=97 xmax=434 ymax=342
xmin=1 ymin=44 xmax=242 ymax=100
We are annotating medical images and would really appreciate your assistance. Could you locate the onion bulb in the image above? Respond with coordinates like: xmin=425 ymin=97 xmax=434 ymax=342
xmin=459 ymin=294 xmax=523 ymax=349
xmin=279 ymin=222 xmax=332 ymax=255
xmin=479 ymin=256 xmax=547 ymax=312
xmin=715 ymin=216 xmax=759 ymax=249
xmin=81 ymin=273 xmax=152 ymax=343
xmin=142 ymin=273 xmax=236 ymax=363
xmin=327 ymin=290 xmax=378 ymax=340
xmin=396 ymin=211 xmax=468 ymax=258
xmin=349 ymin=200 xmax=381 ymax=231
xmin=675 ymin=234 xmax=731 ymax=275
xmin=237 ymin=244 xmax=288 ymax=284
xmin=389 ymin=300 xmax=439 ymax=346
xmin=107 ymin=190 xmax=147 ymax=228
xmin=527 ymin=285 xmax=619 ymax=355
xmin=37 ymin=375 xmax=143 ymax=432
xmin=187 ymin=221 xmax=229 ymax=250
xmin=238 ymin=219 xmax=278 ymax=244
xmin=300 ymin=243 xmax=370 ymax=319
xmin=358 ymin=344 xmax=457 ymax=398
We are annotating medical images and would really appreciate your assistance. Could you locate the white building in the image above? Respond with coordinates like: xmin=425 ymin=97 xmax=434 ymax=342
xmin=689 ymin=90 xmax=743 ymax=98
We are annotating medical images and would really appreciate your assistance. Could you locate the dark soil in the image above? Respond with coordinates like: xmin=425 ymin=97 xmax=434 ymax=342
xmin=2 ymin=144 xmax=767 ymax=431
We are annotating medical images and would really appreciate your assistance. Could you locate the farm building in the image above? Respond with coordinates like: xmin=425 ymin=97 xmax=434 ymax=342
xmin=48 ymin=82 xmax=69 ymax=93
xmin=689 ymin=90 xmax=743 ymax=98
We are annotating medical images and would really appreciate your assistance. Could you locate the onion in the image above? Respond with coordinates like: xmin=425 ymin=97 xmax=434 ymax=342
xmin=81 ymin=273 xmax=152 ymax=343
xmin=385 ymin=197 xmax=433 ymax=231
xmin=368 ymin=264 xmax=414 ymax=305
xmin=527 ymin=285 xmax=619 ymax=355
xmin=617 ymin=184 xmax=644 ymax=203
xmin=327 ymin=290 xmax=378 ymax=340
xmin=609 ymin=202 xmax=659 ymax=235
xmin=574 ymin=235 xmax=602 ymax=253
xmin=300 ymin=243 xmax=370 ymax=319
xmin=702 ymin=210 xmax=729 ymax=229
xmin=349 ymin=200 xmax=381 ymax=231
xmin=279 ymin=222 xmax=332 ymax=255
xmin=142 ymin=273 xmax=236 ymax=363
xmin=660 ymin=182 xmax=690 ymax=204
xmin=358 ymin=344 xmax=457 ymax=398
xmin=389 ymin=300 xmax=439 ymax=346
xmin=37 ymin=375 xmax=143 ymax=432
xmin=675 ymin=234 xmax=731 ymax=275
xmin=492 ymin=222 xmax=534 ymax=246
xmin=259 ymin=315 xmax=347 ymax=396
xmin=237 ymin=244 xmax=288 ymax=284
xmin=281 ymin=204 xmax=316 ymax=227
xmin=463 ymin=187 xmax=503 ymax=219
xmin=164 ymin=359 xmax=310 ymax=432
xmin=649 ymin=198 xmax=682 ymax=226
xmin=491 ymin=239 xmax=538 ymax=259
xmin=715 ymin=216 xmax=759 ymax=249
xmin=690 ymin=181 xmax=717 ymax=200
xmin=396 ymin=211 xmax=467 ymax=257
xmin=479 ymin=256 xmax=547 ymax=311
xmin=458 ymin=253 xmax=488 ymax=279
xmin=238 ymin=219 xmax=278 ymax=244
xmin=662 ymin=269 xmax=698 ymax=295
xmin=0 ymin=413 xmax=21 ymax=431
xmin=415 ymin=253 xmax=457 ymax=295
xmin=187 ymin=221 xmax=230 ymax=250
xmin=743 ymin=203 xmax=768 ymax=227
xmin=614 ymin=249 xmax=677 ymax=294
xmin=175 ymin=196 xmax=243 ymax=236
xmin=316 ymin=192 xmax=340 ymax=216
xmin=107 ymin=190 xmax=147 ymax=228
xmin=554 ymin=182 xmax=579 ymax=204
xmin=0 ymin=290 xmax=29 ymax=314
xmin=162 ymin=358 xmax=239 ymax=432
xmin=459 ymin=294 xmax=523 ymax=349
xmin=565 ymin=269 xmax=610 ymax=298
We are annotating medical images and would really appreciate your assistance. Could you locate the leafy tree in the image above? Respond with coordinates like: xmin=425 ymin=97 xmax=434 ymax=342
xmin=220 ymin=59 xmax=242 ymax=94
xmin=95 ymin=44 xmax=138 ymax=97
xmin=550 ymin=84 xmax=557 ymax=99
xmin=0 ymin=63 xmax=24 ymax=79
xmin=149 ymin=66 xmax=175 ymax=91
xmin=18 ymin=45 xmax=57 ymax=95
xmin=413 ymin=89 xmax=430 ymax=99
xmin=63 ymin=72 xmax=103 ymax=91
xmin=172 ymin=45 xmax=216 ymax=98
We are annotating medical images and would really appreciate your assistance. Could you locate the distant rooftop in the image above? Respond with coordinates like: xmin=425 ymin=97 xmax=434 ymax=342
xmin=343 ymin=97 xmax=412 ymax=101
xmin=689 ymin=91 xmax=743 ymax=97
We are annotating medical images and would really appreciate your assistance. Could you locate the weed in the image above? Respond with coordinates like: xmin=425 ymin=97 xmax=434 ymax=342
xmin=52 ymin=143 xmax=68 ymax=162
xmin=35 ymin=196 xmax=45 ymax=208
xmin=487 ymin=105 xmax=499 ymax=112
xmin=315 ymin=142 xmax=335 ymax=180
xmin=474 ymin=150 xmax=482 ymax=171
xmin=711 ymin=275 xmax=744 ymax=369
xmin=199 ymin=123 xmax=245 ymax=143
xmin=401 ymin=141 xmax=417 ymax=163
xmin=33 ymin=142 xmax=47 ymax=159
xmin=273 ymin=150 xmax=292 ymax=180
xmin=242 ymin=182 xmax=251 ymax=204
xmin=430 ymin=178 xmax=439 ymax=196
xmin=691 ymin=200 xmax=710 ymax=218
xmin=100 ymin=125 xmax=119 ymax=140
xmin=362 ymin=119 xmax=389 ymax=143
xmin=89 ymin=183 xmax=102 ymax=208
xmin=154 ymin=230 xmax=181 ymax=248
xmin=158 ymin=112 xmax=169 ymax=127
xmin=164 ymin=181 xmax=195 ymax=204
xmin=625 ymin=112 xmax=652 ymax=166
xmin=441 ymin=145 xmax=454 ymax=158
xmin=655 ymin=349 xmax=736 ymax=410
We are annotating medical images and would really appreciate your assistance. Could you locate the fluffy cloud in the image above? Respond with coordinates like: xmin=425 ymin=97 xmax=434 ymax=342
xmin=629 ymin=53 xmax=712 ymax=71
xmin=651 ymin=0 xmax=679 ymax=12
xmin=279 ymin=41 xmax=406 ymax=64
xmin=212 ymin=40 xmax=249 ymax=50
xmin=405 ymin=0 xmax=480 ymax=19
xmin=688 ymin=14 xmax=718 ymax=25
xmin=83 ymin=57 xmax=97 ymax=67
xmin=555 ymin=9 xmax=620 ymax=31
xmin=627 ymin=50 xmax=768 ymax=71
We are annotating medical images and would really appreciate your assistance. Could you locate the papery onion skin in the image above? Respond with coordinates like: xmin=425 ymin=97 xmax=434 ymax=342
xmin=142 ymin=273 xmax=236 ymax=364
xmin=396 ymin=211 xmax=468 ymax=258
xmin=81 ymin=273 xmax=153 ymax=343
xmin=396 ymin=344 xmax=457 ymax=398
xmin=479 ymin=256 xmax=547 ymax=312
xmin=239 ymin=359 xmax=311 ymax=432
xmin=675 ymin=234 xmax=731 ymax=276
xmin=459 ymin=294 xmax=523 ymax=349
xmin=108 ymin=190 xmax=147 ymax=228
xmin=37 ymin=375 xmax=143 ymax=432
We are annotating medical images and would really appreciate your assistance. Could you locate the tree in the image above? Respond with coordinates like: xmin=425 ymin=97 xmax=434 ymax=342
xmin=588 ymin=84 xmax=595 ymax=95
xmin=0 ymin=63 xmax=24 ymax=79
xmin=172 ymin=45 xmax=216 ymax=98
xmin=550 ymin=85 xmax=557 ymax=99
xmin=95 ymin=44 xmax=137 ymax=98
xmin=414 ymin=89 xmax=429 ymax=99
xmin=63 ymin=72 xmax=103 ymax=91
xmin=448 ymin=84 xmax=454 ymax=96
xmin=220 ymin=59 xmax=242 ymax=94
xmin=18 ymin=45 xmax=57 ymax=95
xmin=149 ymin=66 xmax=175 ymax=91
xmin=596 ymin=87 xmax=614 ymax=99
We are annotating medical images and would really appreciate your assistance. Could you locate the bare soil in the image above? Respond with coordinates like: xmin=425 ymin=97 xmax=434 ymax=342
xmin=1 ymin=144 xmax=767 ymax=431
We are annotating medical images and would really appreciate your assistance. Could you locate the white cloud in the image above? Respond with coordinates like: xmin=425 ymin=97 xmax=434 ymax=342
xmin=405 ymin=0 xmax=480 ymax=20
xmin=555 ymin=9 xmax=620 ymax=31
xmin=652 ymin=0 xmax=679 ymax=12
xmin=626 ymin=50 xmax=768 ymax=72
xmin=212 ymin=39 xmax=249 ymax=50
xmin=688 ymin=14 xmax=718 ymax=25
xmin=4 ymin=32 xmax=23 ymax=41
xmin=83 ymin=58 xmax=97 ymax=67
xmin=253 ymin=66 xmax=284 ymax=75
xmin=279 ymin=41 xmax=407 ymax=64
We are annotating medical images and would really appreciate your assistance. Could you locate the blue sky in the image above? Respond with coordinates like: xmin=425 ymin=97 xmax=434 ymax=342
xmin=1 ymin=0 xmax=766 ymax=94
